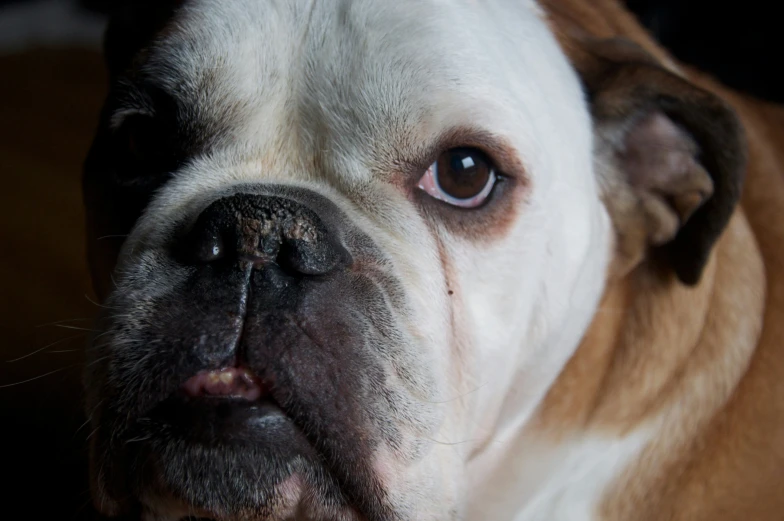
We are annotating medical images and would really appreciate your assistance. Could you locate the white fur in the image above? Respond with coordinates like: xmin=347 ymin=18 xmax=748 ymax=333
xmin=112 ymin=0 xmax=631 ymax=518
xmin=465 ymin=426 xmax=655 ymax=520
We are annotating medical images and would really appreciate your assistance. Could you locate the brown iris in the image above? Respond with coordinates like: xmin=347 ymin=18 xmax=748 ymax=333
xmin=434 ymin=148 xmax=494 ymax=200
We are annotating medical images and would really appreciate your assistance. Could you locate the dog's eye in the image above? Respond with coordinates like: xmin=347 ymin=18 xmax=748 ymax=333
xmin=417 ymin=148 xmax=497 ymax=208
xmin=112 ymin=114 xmax=179 ymax=186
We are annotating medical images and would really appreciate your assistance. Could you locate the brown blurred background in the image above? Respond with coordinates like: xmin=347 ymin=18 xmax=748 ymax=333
xmin=0 ymin=2 xmax=106 ymax=518
xmin=0 ymin=0 xmax=780 ymax=519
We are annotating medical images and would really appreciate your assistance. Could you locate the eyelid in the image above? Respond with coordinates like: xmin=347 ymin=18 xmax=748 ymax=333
xmin=109 ymin=108 xmax=154 ymax=132
xmin=406 ymin=128 xmax=524 ymax=182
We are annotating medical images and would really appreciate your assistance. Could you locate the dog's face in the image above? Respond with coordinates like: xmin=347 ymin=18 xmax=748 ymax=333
xmin=84 ymin=1 xmax=607 ymax=518
xmin=83 ymin=0 xmax=745 ymax=519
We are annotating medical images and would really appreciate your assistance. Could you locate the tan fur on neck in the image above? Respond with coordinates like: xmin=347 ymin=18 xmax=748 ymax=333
xmin=534 ymin=1 xmax=784 ymax=519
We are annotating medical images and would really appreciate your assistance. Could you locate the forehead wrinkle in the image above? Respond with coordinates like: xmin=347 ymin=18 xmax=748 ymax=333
xmin=289 ymin=0 xmax=565 ymax=188
xmin=129 ymin=0 xmax=582 ymax=196
xmin=292 ymin=0 xmax=469 ymax=187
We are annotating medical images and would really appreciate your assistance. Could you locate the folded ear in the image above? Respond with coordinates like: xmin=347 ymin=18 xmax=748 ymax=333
xmin=575 ymin=38 xmax=747 ymax=285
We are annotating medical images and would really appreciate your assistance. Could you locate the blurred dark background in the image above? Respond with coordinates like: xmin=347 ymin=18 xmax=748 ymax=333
xmin=0 ymin=0 xmax=780 ymax=519
xmin=627 ymin=0 xmax=782 ymax=102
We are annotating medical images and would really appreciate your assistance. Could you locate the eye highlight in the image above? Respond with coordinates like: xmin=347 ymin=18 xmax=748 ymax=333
xmin=417 ymin=147 xmax=497 ymax=208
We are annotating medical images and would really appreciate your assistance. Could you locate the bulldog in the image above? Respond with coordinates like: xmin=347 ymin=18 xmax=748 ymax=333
xmin=81 ymin=0 xmax=784 ymax=520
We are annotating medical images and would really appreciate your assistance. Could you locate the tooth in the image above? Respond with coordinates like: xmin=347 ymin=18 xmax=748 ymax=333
xmin=219 ymin=371 xmax=234 ymax=384
xmin=207 ymin=372 xmax=220 ymax=384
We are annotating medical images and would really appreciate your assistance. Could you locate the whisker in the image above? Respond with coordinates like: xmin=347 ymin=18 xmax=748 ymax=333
xmin=85 ymin=426 xmax=101 ymax=443
xmin=0 ymin=365 xmax=78 ymax=389
xmin=88 ymin=337 xmax=138 ymax=353
xmin=125 ymin=434 xmax=153 ymax=444
xmin=97 ymin=459 xmax=109 ymax=517
xmin=75 ymin=399 xmax=104 ymax=438
xmin=53 ymin=324 xmax=96 ymax=332
xmin=84 ymin=294 xmax=119 ymax=310
xmin=96 ymin=234 xmax=129 ymax=241
xmin=84 ymin=355 xmax=112 ymax=369
xmin=418 ymin=434 xmax=486 ymax=447
xmin=74 ymin=418 xmax=92 ymax=438
xmin=6 ymin=334 xmax=84 ymax=363
xmin=88 ymin=329 xmax=116 ymax=343
xmin=35 ymin=317 xmax=92 ymax=328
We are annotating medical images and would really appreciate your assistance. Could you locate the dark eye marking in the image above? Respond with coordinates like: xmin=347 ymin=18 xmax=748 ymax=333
xmin=107 ymin=84 xmax=188 ymax=188
xmin=110 ymin=112 xmax=181 ymax=187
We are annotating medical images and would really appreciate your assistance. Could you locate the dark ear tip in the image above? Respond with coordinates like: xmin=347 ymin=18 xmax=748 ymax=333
xmin=668 ymin=237 xmax=711 ymax=286
xmin=673 ymin=259 xmax=704 ymax=286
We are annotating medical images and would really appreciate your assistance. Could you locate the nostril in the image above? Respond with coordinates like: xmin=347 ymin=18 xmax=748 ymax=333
xmin=177 ymin=213 xmax=228 ymax=266
xmin=275 ymin=241 xmax=308 ymax=277
xmin=191 ymin=228 xmax=225 ymax=264
xmin=276 ymin=237 xmax=350 ymax=276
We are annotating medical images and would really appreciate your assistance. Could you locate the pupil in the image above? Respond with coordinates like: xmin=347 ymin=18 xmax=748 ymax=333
xmin=448 ymin=151 xmax=483 ymax=188
xmin=451 ymin=153 xmax=476 ymax=173
xmin=437 ymin=148 xmax=491 ymax=200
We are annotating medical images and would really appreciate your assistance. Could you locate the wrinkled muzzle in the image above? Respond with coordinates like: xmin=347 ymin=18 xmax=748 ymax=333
xmin=84 ymin=186 xmax=432 ymax=521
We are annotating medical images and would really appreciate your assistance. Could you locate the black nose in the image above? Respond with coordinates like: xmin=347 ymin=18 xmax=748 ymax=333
xmin=180 ymin=193 xmax=351 ymax=276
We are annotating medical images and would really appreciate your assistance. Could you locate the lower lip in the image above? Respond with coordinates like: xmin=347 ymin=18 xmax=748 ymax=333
xmin=142 ymin=394 xmax=288 ymax=444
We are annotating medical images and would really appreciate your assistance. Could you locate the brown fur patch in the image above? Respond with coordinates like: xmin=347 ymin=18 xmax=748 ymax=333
xmin=532 ymin=1 xmax=783 ymax=520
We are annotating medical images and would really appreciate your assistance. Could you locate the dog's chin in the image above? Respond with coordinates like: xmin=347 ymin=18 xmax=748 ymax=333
xmin=96 ymin=397 xmax=366 ymax=521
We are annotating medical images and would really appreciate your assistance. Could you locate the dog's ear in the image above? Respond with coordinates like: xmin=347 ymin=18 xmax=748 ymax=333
xmin=574 ymin=38 xmax=747 ymax=285
xmin=103 ymin=0 xmax=185 ymax=78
